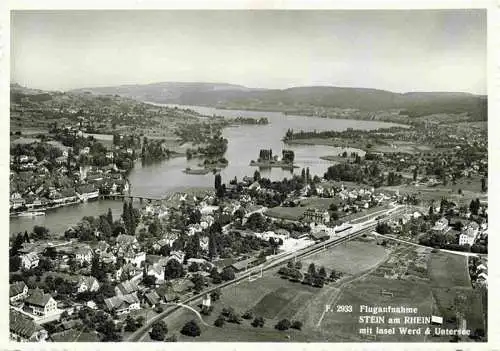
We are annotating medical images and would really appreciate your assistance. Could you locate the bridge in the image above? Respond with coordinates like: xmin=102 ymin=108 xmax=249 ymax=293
xmin=99 ymin=192 xmax=186 ymax=204
xmin=100 ymin=194 xmax=165 ymax=203
xmin=100 ymin=188 xmax=214 ymax=204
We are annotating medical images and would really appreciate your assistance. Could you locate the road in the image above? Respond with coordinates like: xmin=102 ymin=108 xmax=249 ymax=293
xmin=127 ymin=205 xmax=405 ymax=342
xmin=372 ymin=233 xmax=486 ymax=258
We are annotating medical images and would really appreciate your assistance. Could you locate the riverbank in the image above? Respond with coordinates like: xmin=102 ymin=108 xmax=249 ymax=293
xmin=249 ymin=160 xmax=299 ymax=170
xmin=205 ymin=105 xmax=413 ymax=125
xmin=286 ymin=138 xmax=431 ymax=155
xmin=285 ymin=138 xmax=369 ymax=151
xmin=320 ymin=155 xmax=352 ymax=163
xmin=183 ymin=168 xmax=214 ymax=175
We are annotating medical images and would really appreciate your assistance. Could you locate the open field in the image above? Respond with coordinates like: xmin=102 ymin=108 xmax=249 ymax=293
xmin=286 ymin=138 xmax=433 ymax=155
xmin=300 ymin=240 xmax=388 ymax=275
xmin=264 ymin=206 xmax=306 ymax=221
xmin=160 ymin=244 xmax=485 ymax=342
xmin=371 ymin=140 xmax=434 ymax=154
xmin=380 ymin=183 xmax=487 ymax=205
xmin=428 ymin=253 xmax=470 ymax=288
xmin=318 ymin=276 xmax=434 ymax=341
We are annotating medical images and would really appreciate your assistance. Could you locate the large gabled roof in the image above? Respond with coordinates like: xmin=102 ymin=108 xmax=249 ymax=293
xmin=10 ymin=281 xmax=27 ymax=297
xmin=25 ymin=289 xmax=54 ymax=307
xmin=10 ymin=309 xmax=43 ymax=339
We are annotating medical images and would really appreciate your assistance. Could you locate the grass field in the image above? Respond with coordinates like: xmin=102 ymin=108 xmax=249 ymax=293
xmin=428 ymin=252 xmax=470 ymax=288
xmin=160 ymin=245 xmax=485 ymax=342
xmin=371 ymin=141 xmax=433 ymax=154
xmin=300 ymin=240 xmax=388 ymax=275
xmin=264 ymin=206 xmax=306 ymax=221
xmin=317 ymin=277 xmax=434 ymax=341
xmin=427 ymin=252 xmax=484 ymax=336
xmin=380 ymin=183 xmax=487 ymax=205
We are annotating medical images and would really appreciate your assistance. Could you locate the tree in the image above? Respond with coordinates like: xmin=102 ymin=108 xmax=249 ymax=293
xmin=159 ymin=244 xmax=171 ymax=257
xmin=295 ymin=261 xmax=302 ymax=270
xmin=275 ymin=319 xmax=291 ymax=331
xmin=221 ymin=267 xmax=235 ymax=281
xmin=318 ymin=266 xmax=327 ymax=279
xmin=143 ymin=275 xmax=157 ymax=288
xmin=251 ymin=316 xmax=265 ymax=328
xmin=208 ymin=231 xmax=218 ymax=259
xmin=216 ymin=184 xmax=226 ymax=198
xmin=254 ymin=170 xmax=261 ymax=182
xmin=215 ymin=174 xmax=222 ymax=190
xmin=227 ymin=309 xmax=241 ymax=324
xmin=214 ymin=315 xmax=225 ymax=327
xmin=180 ymin=320 xmax=201 ymax=337
xmin=210 ymin=267 xmax=222 ymax=284
xmin=242 ymin=310 xmax=254 ymax=320
xmin=188 ymin=262 xmax=200 ymax=272
xmin=307 ymin=263 xmax=316 ymax=277
xmin=191 ymin=273 xmax=205 ymax=293
xmin=481 ymin=177 xmax=487 ymax=192
xmin=91 ymin=254 xmax=107 ymax=282
xmin=106 ymin=208 xmax=113 ymax=226
xmin=469 ymin=198 xmax=480 ymax=216
xmin=125 ymin=316 xmax=140 ymax=332
xmin=376 ymin=222 xmax=392 ymax=235
xmin=44 ymin=247 xmax=58 ymax=259
xmin=99 ymin=319 xmax=122 ymax=341
xmin=98 ymin=217 xmax=113 ymax=241
xmin=10 ymin=233 xmax=25 ymax=256
xmin=210 ymin=288 xmax=221 ymax=302
xmin=9 ymin=256 xmax=21 ymax=272
xmin=164 ymin=259 xmax=185 ymax=280
xmin=32 ymin=226 xmax=49 ymax=240
xmin=150 ymin=321 xmax=168 ymax=341
xmin=185 ymin=234 xmax=201 ymax=260
xmin=291 ymin=320 xmax=303 ymax=330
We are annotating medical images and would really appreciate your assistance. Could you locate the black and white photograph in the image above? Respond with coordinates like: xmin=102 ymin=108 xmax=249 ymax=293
xmin=5 ymin=4 xmax=493 ymax=345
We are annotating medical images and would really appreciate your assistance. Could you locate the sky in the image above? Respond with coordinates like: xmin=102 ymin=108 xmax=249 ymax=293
xmin=10 ymin=10 xmax=487 ymax=94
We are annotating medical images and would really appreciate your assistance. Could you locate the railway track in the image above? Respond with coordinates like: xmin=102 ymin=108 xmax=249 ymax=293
xmin=128 ymin=209 xmax=402 ymax=341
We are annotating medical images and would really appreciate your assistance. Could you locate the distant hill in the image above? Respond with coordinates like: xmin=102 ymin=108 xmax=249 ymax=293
xmin=71 ymin=82 xmax=259 ymax=104
xmin=70 ymin=82 xmax=487 ymax=121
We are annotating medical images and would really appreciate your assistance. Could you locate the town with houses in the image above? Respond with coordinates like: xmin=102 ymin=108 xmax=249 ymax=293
xmin=8 ymin=9 xmax=489 ymax=343
xmin=9 ymin=153 xmax=488 ymax=341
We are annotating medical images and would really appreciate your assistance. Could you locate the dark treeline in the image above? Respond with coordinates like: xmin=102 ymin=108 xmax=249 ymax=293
xmin=283 ymin=127 xmax=406 ymax=141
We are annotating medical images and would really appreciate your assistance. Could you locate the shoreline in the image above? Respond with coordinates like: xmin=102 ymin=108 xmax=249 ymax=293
xmin=284 ymin=138 xmax=369 ymax=151
xmin=249 ymin=160 xmax=300 ymax=169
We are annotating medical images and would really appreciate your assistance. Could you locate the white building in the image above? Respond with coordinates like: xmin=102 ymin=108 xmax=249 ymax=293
xmin=24 ymin=290 xmax=58 ymax=317
xmin=77 ymin=276 xmax=100 ymax=293
xmin=104 ymin=293 xmax=140 ymax=315
xmin=75 ymin=247 xmax=93 ymax=265
xmin=124 ymin=251 xmax=146 ymax=267
xmin=20 ymin=252 xmax=39 ymax=270
xmin=459 ymin=222 xmax=480 ymax=246
xmin=10 ymin=281 xmax=29 ymax=303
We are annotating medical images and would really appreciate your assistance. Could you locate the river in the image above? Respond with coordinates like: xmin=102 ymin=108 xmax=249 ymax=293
xmin=10 ymin=105 xmax=406 ymax=236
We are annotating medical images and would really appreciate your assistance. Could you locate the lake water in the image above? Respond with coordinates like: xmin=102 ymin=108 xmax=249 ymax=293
xmin=10 ymin=105 xmax=405 ymax=236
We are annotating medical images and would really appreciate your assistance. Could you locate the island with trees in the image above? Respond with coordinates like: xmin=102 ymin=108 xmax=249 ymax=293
xmin=250 ymin=149 xmax=299 ymax=170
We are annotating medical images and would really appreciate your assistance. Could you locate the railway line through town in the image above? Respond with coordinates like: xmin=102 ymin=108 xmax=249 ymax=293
xmin=127 ymin=206 xmax=405 ymax=341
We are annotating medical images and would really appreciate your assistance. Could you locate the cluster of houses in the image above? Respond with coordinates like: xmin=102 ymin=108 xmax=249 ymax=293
xmin=9 ymin=130 xmax=135 ymax=214
xmin=10 ymin=160 xmax=130 ymax=213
